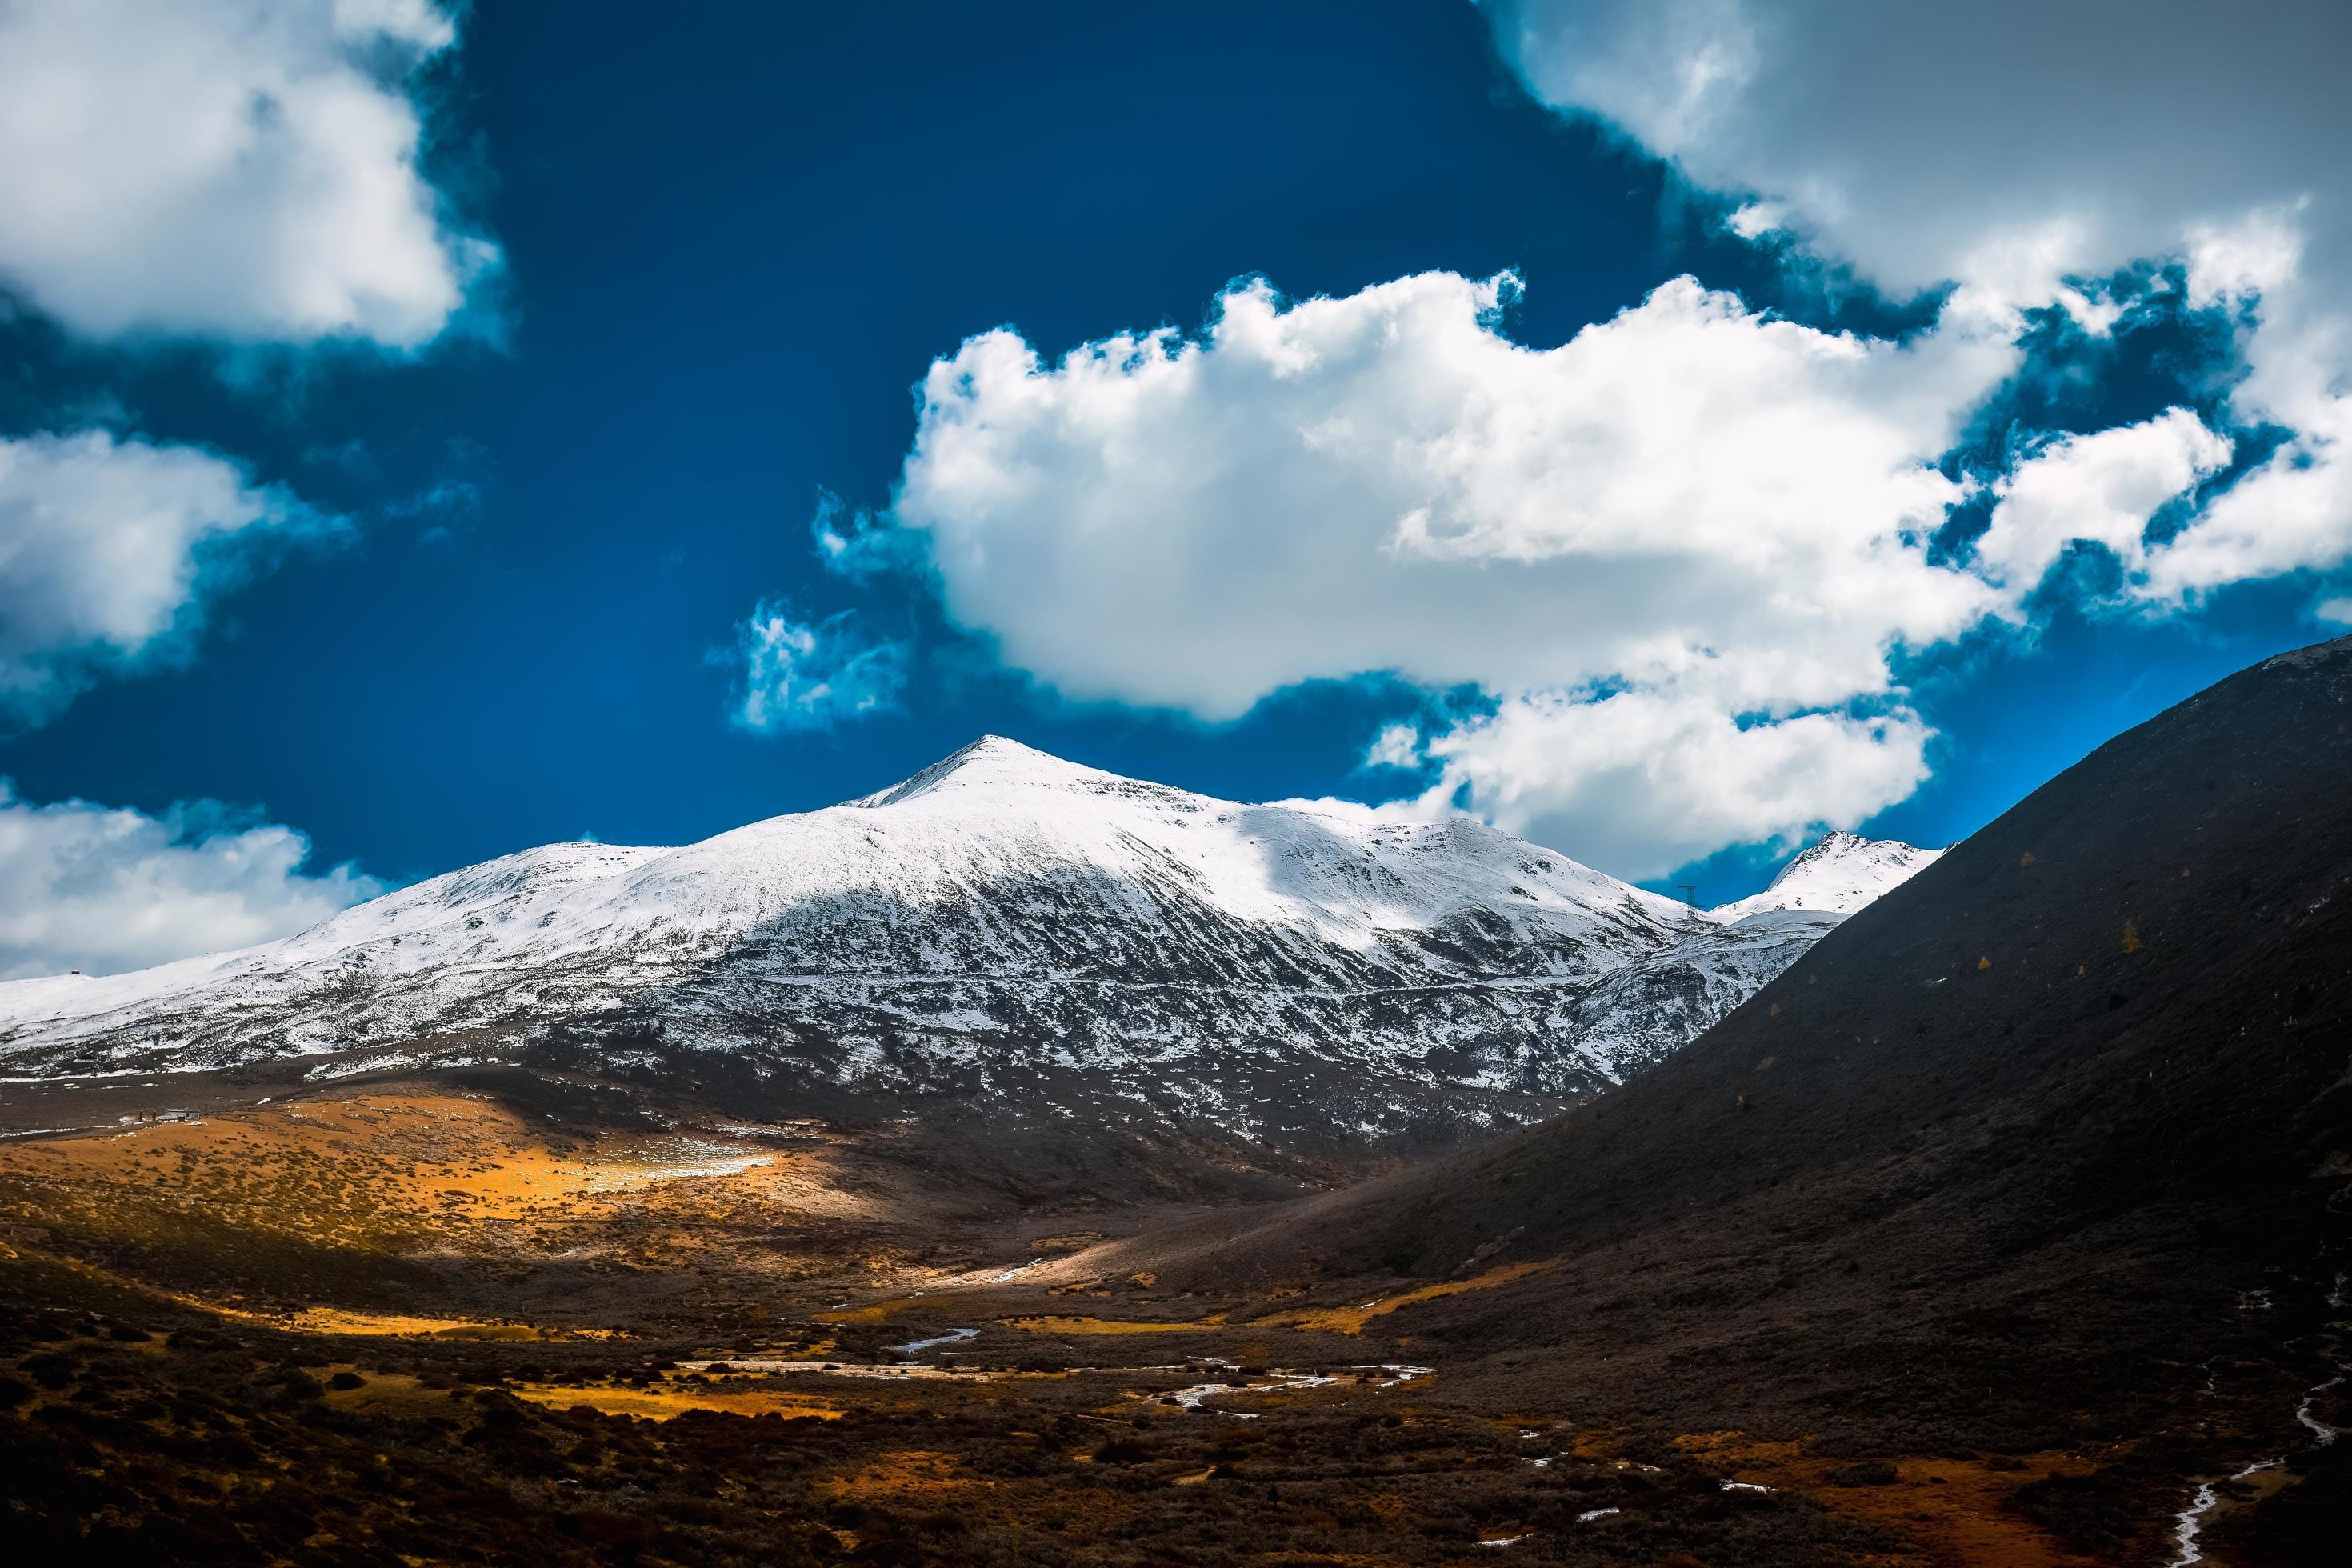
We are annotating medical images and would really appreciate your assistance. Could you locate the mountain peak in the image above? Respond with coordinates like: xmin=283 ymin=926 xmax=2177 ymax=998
xmin=846 ymin=735 xmax=1115 ymax=808
xmin=1710 ymin=830 xmax=1942 ymax=920
xmin=1769 ymin=830 xmax=1877 ymax=884
xmin=0 ymin=722 xmax=1886 ymax=1133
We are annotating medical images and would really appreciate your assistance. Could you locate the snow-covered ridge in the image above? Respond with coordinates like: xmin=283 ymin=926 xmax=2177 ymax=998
xmin=1708 ymin=830 xmax=1942 ymax=922
xmin=0 ymin=738 xmax=1936 ymax=1146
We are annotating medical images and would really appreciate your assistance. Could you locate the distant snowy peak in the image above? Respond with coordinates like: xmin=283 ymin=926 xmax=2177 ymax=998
xmin=0 ymin=735 xmax=1903 ymax=1148
xmin=846 ymin=735 xmax=1142 ymax=807
xmin=1710 ymin=831 xmax=1942 ymax=921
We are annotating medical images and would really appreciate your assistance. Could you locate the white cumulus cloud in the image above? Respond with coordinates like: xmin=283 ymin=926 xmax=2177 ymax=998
xmin=1362 ymin=723 xmax=1424 ymax=771
xmin=1486 ymin=0 xmax=2352 ymax=618
xmin=1974 ymin=409 xmax=2235 ymax=595
xmin=730 ymin=603 xmax=909 ymax=734
xmin=898 ymin=270 xmax=2011 ymax=718
xmin=872 ymin=269 xmax=2020 ymax=871
xmin=1482 ymin=0 xmax=2352 ymax=314
xmin=0 ymin=0 xmax=493 ymax=346
xmin=1423 ymin=686 xmax=1932 ymax=878
xmin=0 ymin=430 xmax=331 ymax=721
xmin=0 ymin=784 xmax=380 ymax=980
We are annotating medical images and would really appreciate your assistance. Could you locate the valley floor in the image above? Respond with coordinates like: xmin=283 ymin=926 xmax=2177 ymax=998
xmin=3 ymin=1070 xmax=2342 ymax=1565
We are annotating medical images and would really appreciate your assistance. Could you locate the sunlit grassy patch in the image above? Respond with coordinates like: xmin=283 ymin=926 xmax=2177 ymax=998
xmin=1002 ymin=1314 xmax=1215 ymax=1334
xmin=291 ymin=1308 xmax=547 ymax=1338
xmin=815 ymin=1298 xmax=928 ymax=1324
xmin=509 ymin=1381 xmax=842 ymax=1422
xmin=1676 ymin=1429 xmax=2111 ymax=1567
xmin=181 ymin=1297 xmax=606 ymax=1338
xmin=0 ymin=1089 xmax=904 ymax=1321
xmin=1280 ymin=1258 xmax=1560 ymax=1334
xmin=822 ymin=1447 xmax=991 ymax=1500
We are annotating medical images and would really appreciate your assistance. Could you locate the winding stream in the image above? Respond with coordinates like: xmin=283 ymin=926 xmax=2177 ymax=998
xmin=1156 ymin=1362 xmax=1434 ymax=1418
xmin=2293 ymin=1375 xmax=2342 ymax=1446
xmin=2166 ymin=1458 xmax=2278 ymax=1567
xmin=2166 ymin=1368 xmax=2344 ymax=1566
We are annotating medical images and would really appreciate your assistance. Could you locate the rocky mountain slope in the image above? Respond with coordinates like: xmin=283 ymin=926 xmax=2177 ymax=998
xmin=1113 ymin=635 xmax=2352 ymax=1554
xmin=0 ymin=738 xmax=1928 ymax=1148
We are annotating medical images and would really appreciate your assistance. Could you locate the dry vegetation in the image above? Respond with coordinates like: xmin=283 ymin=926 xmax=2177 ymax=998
xmin=0 ymin=1275 xmax=1918 ymax=1566
xmin=1279 ymin=1260 xmax=1562 ymax=1334
xmin=0 ymin=1088 xmax=960 ymax=1342
xmin=7 ymin=1083 xmax=2292 ymax=1566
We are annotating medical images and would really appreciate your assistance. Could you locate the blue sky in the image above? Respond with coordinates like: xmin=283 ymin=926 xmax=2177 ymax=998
xmin=1 ymin=1 xmax=2347 ymax=978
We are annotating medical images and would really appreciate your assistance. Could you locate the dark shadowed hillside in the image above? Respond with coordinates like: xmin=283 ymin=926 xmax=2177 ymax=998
xmin=1106 ymin=635 xmax=2352 ymax=1558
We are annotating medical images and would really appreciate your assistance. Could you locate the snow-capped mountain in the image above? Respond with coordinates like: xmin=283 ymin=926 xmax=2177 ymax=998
xmin=0 ymin=738 xmax=1934 ymax=1146
xmin=1707 ymin=830 xmax=1944 ymax=921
